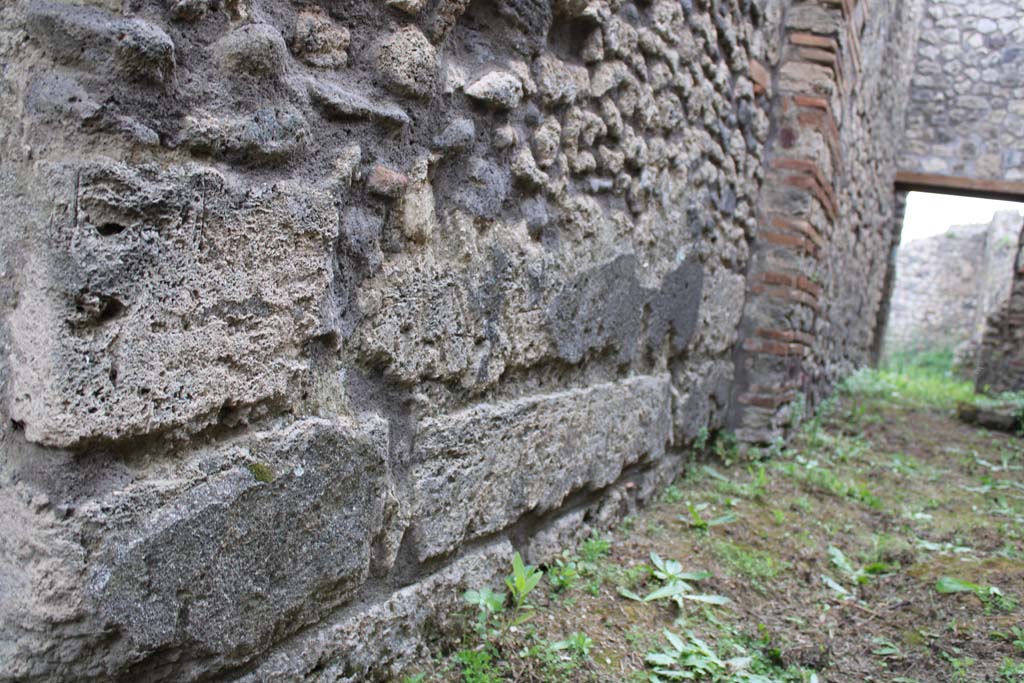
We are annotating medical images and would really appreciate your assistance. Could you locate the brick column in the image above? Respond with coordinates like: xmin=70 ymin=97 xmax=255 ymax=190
xmin=731 ymin=0 xmax=864 ymax=443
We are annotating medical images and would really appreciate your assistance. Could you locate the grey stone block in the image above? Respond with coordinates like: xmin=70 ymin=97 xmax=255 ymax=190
xmin=237 ymin=540 xmax=513 ymax=683
xmin=0 ymin=416 xmax=393 ymax=683
xmin=87 ymin=416 xmax=392 ymax=676
xmin=7 ymin=161 xmax=340 ymax=448
xmin=411 ymin=374 xmax=672 ymax=560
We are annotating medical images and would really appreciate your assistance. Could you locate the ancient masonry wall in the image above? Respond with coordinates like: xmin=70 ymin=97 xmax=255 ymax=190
xmin=899 ymin=0 xmax=1024 ymax=181
xmin=884 ymin=211 xmax=1022 ymax=358
xmin=729 ymin=0 xmax=923 ymax=441
xmin=976 ymin=220 xmax=1024 ymax=393
xmin=0 ymin=0 xmax=915 ymax=680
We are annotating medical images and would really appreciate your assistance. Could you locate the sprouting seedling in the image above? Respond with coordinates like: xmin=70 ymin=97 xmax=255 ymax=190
xmin=505 ymin=551 xmax=543 ymax=611
xmin=683 ymin=503 xmax=736 ymax=532
xmin=462 ymin=585 xmax=505 ymax=637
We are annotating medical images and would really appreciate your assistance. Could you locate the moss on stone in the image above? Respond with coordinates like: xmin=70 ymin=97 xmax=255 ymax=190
xmin=247 ymin=462 xmax=275 ymax=483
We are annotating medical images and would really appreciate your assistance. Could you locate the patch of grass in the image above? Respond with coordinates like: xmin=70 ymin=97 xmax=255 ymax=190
xmin=454 ymin=647 xmax=502 ymax=683
xmin=659 ymin=484 xmax=684 ymax=504
xmin=845 ymin=348 xmax=976 ymax=410
xmin=999 ymin=658 xmax=1024 ymax=682
xmin=578 ymin=534 xmax=611 ymax=564
xmin=711 ymin=539 xmax=786 ymax=582
xmin=777 ymin=459 xmax=883 ymax=509
xmin=643 ymin=626 xmax=813 ymax=683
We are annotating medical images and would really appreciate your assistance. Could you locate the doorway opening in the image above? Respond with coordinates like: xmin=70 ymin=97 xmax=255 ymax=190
xmin=881 ymin=191 xmax=1024 ymax=382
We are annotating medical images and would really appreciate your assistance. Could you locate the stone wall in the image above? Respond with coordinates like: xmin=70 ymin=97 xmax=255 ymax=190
xmin=0 ymin=0 xmax=920 ymax=679
xmin=0 ymin=0 xmax=771 ymax=679
xmin=884 ymin=211 xmax=1021 ymax=358
xmin=899 ymin=0 xmax=1024 ymax=181
xmin=976 ymin=220 xmax=1024 ymax=393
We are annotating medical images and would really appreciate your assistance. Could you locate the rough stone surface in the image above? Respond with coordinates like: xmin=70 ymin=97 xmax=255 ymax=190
xmin=0 ymin=0 xmax=1010 ymax=678
xmin=729 ymin=0 xmax=925 ymax=443
xmin=464 ymin=70 xmax=524 ymax=110
xmin=8 ymin=162 xmax=339 ymax=448
xmin=0 ymin=416 xmax=393 ymax=682
xmin=411 ymin=375 xmax=672 ymax=560
xmin=377 ymin=26 xmax=437 ymax=98
xmin=901 ymin=0 xmax=1024 ymax=180
xmin=236 ymin=540 xmax=512 ymax=683
xmin=291 ymin=7 xmax=350 ymax=69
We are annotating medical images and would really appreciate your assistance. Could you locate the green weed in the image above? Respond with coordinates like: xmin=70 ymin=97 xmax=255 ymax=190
xmin=551 ymin=631 xmax=594 ymax=659
xmin=454 ymin=647 xmax=501 ymax=683
xmin=712 ymin=539 xmax=786 ymax=583
xmin=505 ymin=552 xmax=543 ymax=612
xmin=579 ymin=534 xmax=611 ymax=564
xmin=548 ymin=553 xmax=580 ymax=593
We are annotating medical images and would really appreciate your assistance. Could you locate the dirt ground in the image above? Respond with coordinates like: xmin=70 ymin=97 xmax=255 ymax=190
xmin=405 ymin=376 xmax=1024 ymax=683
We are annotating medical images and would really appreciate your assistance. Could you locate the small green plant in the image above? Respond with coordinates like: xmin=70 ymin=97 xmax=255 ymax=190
xmin=618 ymin=552 xmax=728 ymax=608
xmin=695 ymin=426 xmax=710 ymax=451
xmin=999 ymin=658 xmax=1024 ymax=682
xmin=548 ymin=553 xmax=580 ymax=593
xmin=1012 ymin=626 xmax=1024 ymax=654
xmin=826 ymin=545 xmax=892 ymax=588
xmin=579 ymin=533 xmax=611 ymax=564
xmin=660 ymin=484 xmax=685 ymax=504
xmin=871 ymin=636 xmax=902 ymax=658
xmin=505 ymin=551 xmax=544 ymax=612
xmin=684 ymin=503 xmax=736 ymax=532
xmin=551 ymin=631 xmax=594 ymax=659
xmin=942 ymin=652 xmax=976 ymax=683
xmin=747 ymin=464 xmax=769 ymax=500
xmin=454 ymin=647 xmax=501 ymax=683
xmin=712 ymin=431 xmax=740 ymax=465
xmin=646 ymin=630 xmax=724 ymax=681
xmin=462 ymin=586 xmax=506 ymax=637
xmin=712 ymin=539 xmax=785 ymax=584
xmin=935 ymin=577 xmax=1018 ymax=612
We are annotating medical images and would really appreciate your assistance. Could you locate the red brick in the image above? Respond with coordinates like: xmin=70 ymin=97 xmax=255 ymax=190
xmin=754 ymin=271 xmax=797 ymax=287
xmin=771 ymin=215 xmax=825 ymax=249
xmin=749 ymin=59 xmax=770 ymax=95
xmin=760 ymin=230 xmax=818 ymax=257
xmin=796 ymin=276 xmax=823 ymax=298
xmin=749 ymin=284 xmax=821 ymax=312
xmin=792 ymin=94 xmax=831 ymax=111
xmin=789 ymin=33 xmax=838 ymax=51
xmin=783 ymin=175 xmax=837 ymax=221
xmin=755 ymin=328 xmax=816 ymax=346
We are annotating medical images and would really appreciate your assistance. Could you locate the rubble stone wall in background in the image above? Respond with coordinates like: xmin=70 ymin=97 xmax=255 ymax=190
xmin=900 ymin=0 xmax=1024 ymax=181
xmin=0 ymin=0 xmax=928 ymax=679
xmin=976 ymin=221 xmax=1024 ymax=393
xmin=884 ymin=210 xmax=1022 ymax=360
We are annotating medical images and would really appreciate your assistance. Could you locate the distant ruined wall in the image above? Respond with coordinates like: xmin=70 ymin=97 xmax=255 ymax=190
xmin=884 ymin=211 xmax=1021 ymax=358
xmin=976 ymin=220 xmax=1024 ymax=393
xmin=900 ymin=0 xmax=1024 ymax=180
xmin=0 ymin=0 xmax=918 ymax=680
